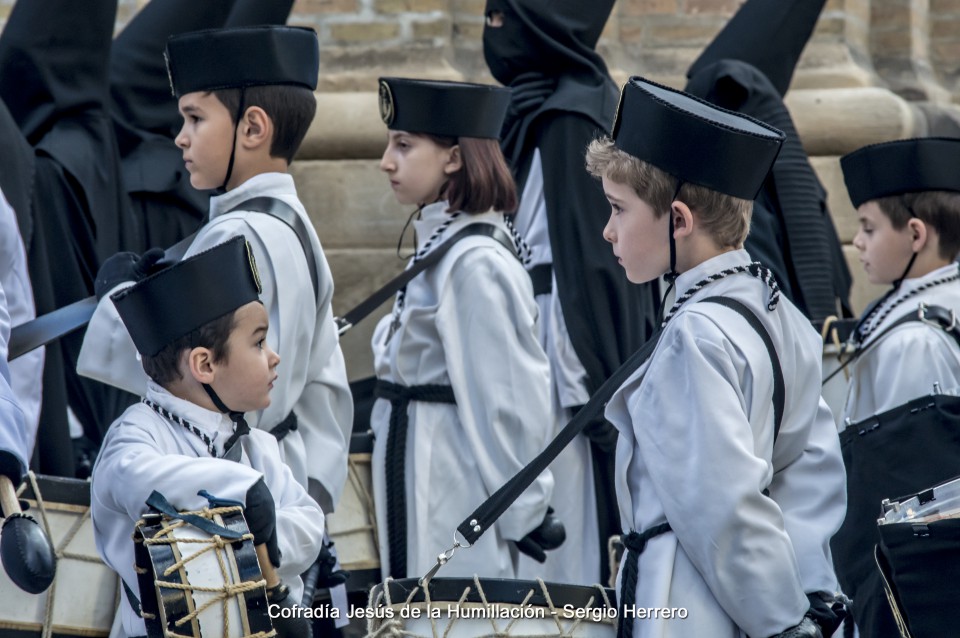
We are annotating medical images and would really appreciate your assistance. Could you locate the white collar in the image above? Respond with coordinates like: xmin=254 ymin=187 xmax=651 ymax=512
xmin=144 ymin=381 xmax=231 ymax=435
xmin=672 ymin=249 xmax=753 ymax=301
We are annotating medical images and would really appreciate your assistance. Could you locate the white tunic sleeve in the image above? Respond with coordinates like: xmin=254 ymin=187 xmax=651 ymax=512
xmin=435 ymin=247 xmax=554 ymax=542
xmin=631 ymin=315 xmax=808 ymax=637
xmin=1 ymin=281 xmax=29 ymax=479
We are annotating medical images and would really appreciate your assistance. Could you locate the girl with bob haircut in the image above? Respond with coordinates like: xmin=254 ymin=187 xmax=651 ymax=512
xmin=369 ymin=77 xmax=563 ymax=581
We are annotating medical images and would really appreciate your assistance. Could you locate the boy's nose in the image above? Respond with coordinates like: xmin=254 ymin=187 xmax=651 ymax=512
xmin=174 ymin=126 xmax=188 ymax=149
xmin=379 ymin=152 xmax=393 ymax=172
xmin=602 ymin=217 xmax=616 ymax=244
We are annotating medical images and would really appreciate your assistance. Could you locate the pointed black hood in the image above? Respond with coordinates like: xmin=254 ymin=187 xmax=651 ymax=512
xmin=687 ymin=0 xmax=827 ymax=97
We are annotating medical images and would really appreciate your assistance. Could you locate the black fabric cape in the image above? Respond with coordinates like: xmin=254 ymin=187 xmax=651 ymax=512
xmin=0 ymin=0 xmax=142 ymax=475
xmin=685 ymin=60 xmax=852 ymax=322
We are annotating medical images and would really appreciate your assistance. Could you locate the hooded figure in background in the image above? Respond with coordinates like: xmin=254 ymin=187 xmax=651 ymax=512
xmin=483 ymin=0 xmax=661 ymax=585
xmin=110 ymin=0 xmax=297 ymax=251
xmin=685 ymin=0 xmax=852 ymax=323
xmin=0 ymin=0 xmax=139 ymax=476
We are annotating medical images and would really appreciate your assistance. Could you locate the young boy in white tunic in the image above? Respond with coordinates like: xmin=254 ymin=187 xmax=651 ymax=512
xmin=371 ymin=78 xmax=563 ymax=580
xmin=79 ymin=26 xmax=352 ymax=516
xmin=832 ymin=137 xmax=960 ymax=637
xmin=584 ymin=77 xmax=847 ymax=638
xmin=91 ymin=237 xmax=324 ymax=638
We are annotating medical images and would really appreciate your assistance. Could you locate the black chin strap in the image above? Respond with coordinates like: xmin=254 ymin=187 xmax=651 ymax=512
xmin=657 ymin=180 xmax=685 ymax=324
xmin=202 ymin=382 xmax=250 ymax=455
xmin=892 ymin=203 xmax=922 ymax=291
xmin=220 ymin=86 xmax=247 ymax=192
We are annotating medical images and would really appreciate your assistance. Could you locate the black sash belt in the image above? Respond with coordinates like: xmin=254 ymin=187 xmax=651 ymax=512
xmin=618 ymin=523 xmax=673 ymax=638
xmin=269 ymin=411 xmax=299 ymax=442
xmin=528 ymin=263 xmax=553 ymax=297
xmin=374 ymin=379 xmax=457 ymax=579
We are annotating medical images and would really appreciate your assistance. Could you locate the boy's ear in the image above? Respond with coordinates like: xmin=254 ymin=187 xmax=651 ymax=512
xmin=908 ymin=217 xmax=929 ymax=251
xmin=187 ymin=347 xmax=217 ymax=385
xmin=239 ymin=106 xmax=273 ymax=150
xmin=443 ymin=145 xmax=463 ymax=175
xmin=671 ymin=200 xmax=695 ymax=238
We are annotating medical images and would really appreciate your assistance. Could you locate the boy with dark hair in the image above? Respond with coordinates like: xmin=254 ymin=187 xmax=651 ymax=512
xmin=833 ymin=137 xmax=960 ymax=637
xmin=585 ymin=77 xmax=846 ymax=638
xmin=80 ymin=26 xmax=353 ymax=518
xmin=91 ymin=236 xmax=324 ymax=638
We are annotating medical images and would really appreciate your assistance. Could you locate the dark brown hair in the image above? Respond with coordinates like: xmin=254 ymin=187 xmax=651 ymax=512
xmin=875 ymin=191 xmax=960 ymax=260
xmin=141 ymin=311 xmax=236 ymax=386
xmin=425 ymin=134 xmax=518 ymax=215
xmin=213 ymin=84 xmax=317 ymax=163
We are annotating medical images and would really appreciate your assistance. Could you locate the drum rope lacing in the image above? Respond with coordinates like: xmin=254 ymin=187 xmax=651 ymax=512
xmin=134 ymin=505 xmax=275 ymax=638
xmin=365 ymin=575 xmax=614 ymax=638
xmin=18 ymin=471 xmax=105 ymax=638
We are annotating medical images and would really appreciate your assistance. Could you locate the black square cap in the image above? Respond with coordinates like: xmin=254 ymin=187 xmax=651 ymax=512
xmin=840 ymin=137 xmax=960 ymax=208
xmin=165 ymin=26 xmax=319 ymax=98
xmin=612 ymin=77 xmax=786 ymax=200
xmin=111 ymin=236 xmax=263 ymax=358
xmin=378 ymin=77 xmax=511 ymax=140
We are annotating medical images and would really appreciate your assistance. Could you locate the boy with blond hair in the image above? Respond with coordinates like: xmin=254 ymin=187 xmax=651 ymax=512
xmin=585 ymin=77 xmax=846 ymax=638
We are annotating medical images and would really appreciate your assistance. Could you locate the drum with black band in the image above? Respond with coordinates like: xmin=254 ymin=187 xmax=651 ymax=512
xmin=874 ymin=475 xmax=960 ymax=638
xmin=134 ymin=503 xmax=272 ymax=638
xmin=0 ymin=474 xmax=119 ymax=638
xmin=366 ymin=577 xmax=617 ymax=638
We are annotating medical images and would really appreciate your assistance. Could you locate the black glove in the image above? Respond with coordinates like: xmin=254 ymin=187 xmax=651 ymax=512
xmin=0 ymin=450 xmax=25 ymax=485
xmin=804 ymin=592 xmax=847 ymax=637
xmin=315 ymin=539 xmax=349 ymax=588
xmin=581 ymin=414 xmax=619 ymax=452
xmin=515 ymin=507 xmax=566 ymax=563
xmin=768 ymin=616 xmax=823 ymax=638
xmin=94 ymin=247 xmax=168 ymax=300
xmin=266 ymin=582 xmax=311 ymax=638
xmin=244 ymin=478 xmax=281 ymax=568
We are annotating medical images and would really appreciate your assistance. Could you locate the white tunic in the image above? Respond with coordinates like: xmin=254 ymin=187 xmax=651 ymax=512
xmin=605 ymin=250 xmax=846 ymax=638
xmin=370 ymin=202 xmax=555 ymax=579
xmin=78 ymin=173 xmax=353 ymax=510
xmin=0 ymin=189 xmax=43 ymax=454
xmin=512 ymin=150 xmax=599 ymax=585
xmin=1 ymin=280 xmax=29 ymax=479
xmin=842 ymin=262 xmax=960 ymax=425
xmin=91 ymin=382 xmax=325 ymax=638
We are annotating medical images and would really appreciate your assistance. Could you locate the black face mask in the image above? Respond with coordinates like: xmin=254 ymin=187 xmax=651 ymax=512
xmin=482 ymin=0 xmax=614 ymax=86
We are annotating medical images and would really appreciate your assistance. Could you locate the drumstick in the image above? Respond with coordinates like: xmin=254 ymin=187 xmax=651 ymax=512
xmin=255 ymin=542 xmax=281 ymax=589
xmin=0 ymin=475 xmax=57 ymax=594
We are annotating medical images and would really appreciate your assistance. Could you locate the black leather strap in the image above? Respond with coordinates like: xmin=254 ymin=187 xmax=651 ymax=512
xmin=335 ymin=223 xmax=516 ymax=335
xmin=457 ymin=295 xmax=785 ymax=546
xmin=229 ymin=197 xmax=319 ymax=303
xmin=702 ymin=296 xmax=785 ymax=443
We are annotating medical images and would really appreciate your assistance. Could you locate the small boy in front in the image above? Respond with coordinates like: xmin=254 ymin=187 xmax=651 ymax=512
xmin=81 ymin=25 xmax=352 ymax=515
xmin=585 ymin=77 xmax=847 ymax=638
xmin=91 ymin=236 xmax=324 ymax=638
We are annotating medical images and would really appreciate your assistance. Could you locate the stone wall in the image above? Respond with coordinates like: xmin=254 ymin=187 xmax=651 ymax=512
xmin=2 ymin=0 xmax=958 ymax=379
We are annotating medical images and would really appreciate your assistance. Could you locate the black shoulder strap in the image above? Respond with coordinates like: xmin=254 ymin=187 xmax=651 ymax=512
xmin=456 ymin=296 xmax=785 ymax=548
xmin=456 ymin=323 xmax=665 ymax=546
xmin=229 ymin=197 xmax=319 ymax=304
xmin=334 ymin=223 xmax=516 ymax=335
xmin=822 ymin=303 xmax=960 ymax=385
xmin=702 ymin=296 xmax=785 ymax=443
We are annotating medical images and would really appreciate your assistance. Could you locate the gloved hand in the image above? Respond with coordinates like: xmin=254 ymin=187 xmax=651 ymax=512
xmin=266 ymin=582 xmax=311 ymax=638
xmin=581 ymin=414 xmax=618 ymax=452
xmin=0 ymin=450 xmax=25 ymax=485
xmin=244 ymin=478 xmax=280 ymax=568
xmin=94 ymin=247 xmax=168 ymax=300
xmin=804 ymin=591 xmax=848 ymax=637
xmin=315 ymin=539 xmax=349 ymax=588
xmin=515 ymin=507 xmax=566 ymax=563
xmin=768 ymin=616 xmax=823 ymax=638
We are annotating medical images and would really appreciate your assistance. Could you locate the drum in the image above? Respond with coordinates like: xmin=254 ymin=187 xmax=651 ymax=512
xmin=0 ymin=474 xmax=119 ymax=638
xmin=366 ymin=577 xmax=617 ymax=638
xmin=817 ymin=316 xmax=857 ymax=428
xmin=134 ymin=502 xmax=271 ymax=638
xmin=875 ymin=475 xmax=960 ymax=638
xmin=326 ymin=430 xmax=380 ymax=588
